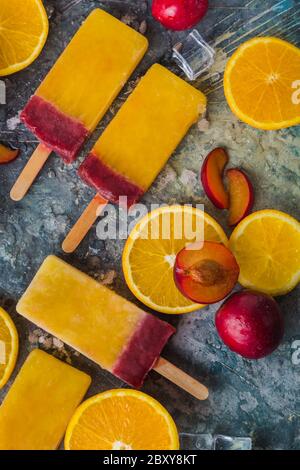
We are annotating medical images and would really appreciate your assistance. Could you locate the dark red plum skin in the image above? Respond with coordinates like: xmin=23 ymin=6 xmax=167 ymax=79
xmin=200 ymin=147 xmax=229 ymax=209
xmin=152 ymin=0 xmax=209 ymax=31
xmin=215 ymin=290 xmax=284 ymax=359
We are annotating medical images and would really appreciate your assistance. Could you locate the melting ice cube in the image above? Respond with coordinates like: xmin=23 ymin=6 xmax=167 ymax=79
xmin=172 ymin=30 xmax=215 ymax=80
xmin=213 ymin=434 xmax=252 ymax=450
xmin=180 ymin=433 xmax=252 ymax=450
xmin=180 ymin=433 xmax=213 ymax=450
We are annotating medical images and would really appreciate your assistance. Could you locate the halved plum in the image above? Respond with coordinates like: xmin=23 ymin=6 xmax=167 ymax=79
xmin=201 ymin=148 xmax=229 ymax=209
xmin=227 ymin=168 xmax=254 ymax=226
xmin=0 ymin=143 xmax=19 ymax=164
xmin=174 ymin=241 xmax=239 ymax=304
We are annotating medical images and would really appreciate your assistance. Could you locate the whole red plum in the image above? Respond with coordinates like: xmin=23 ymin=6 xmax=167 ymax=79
xmin=152 ymin=0 xmax=209 ymax=31
xmin=215 ymin=290 xmax=284 ymax=359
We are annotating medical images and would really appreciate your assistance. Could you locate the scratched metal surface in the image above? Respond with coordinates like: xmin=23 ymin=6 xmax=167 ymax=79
xmin=0 ymin=0 xmax=300 ymax=450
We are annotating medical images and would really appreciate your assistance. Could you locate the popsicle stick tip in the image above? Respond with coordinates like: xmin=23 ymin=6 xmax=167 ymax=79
xmin=62 ymin=195 xmax=108 ymax=253
xmin=154 ymin=357 xmax=209 ymax=401
xmin=10 ymin=187 xmax=23 ymax=201
xmin=9 ymin=144 xmax=52 ymax=201
xmin=61 ymin=239 xmax=74 ymax=254
xmin=201 ymin=386 xmax=209 ymax=400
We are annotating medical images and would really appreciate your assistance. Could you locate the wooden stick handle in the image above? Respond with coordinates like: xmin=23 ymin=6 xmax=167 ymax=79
xmin=154 ymin=357 xmax=209 ymax=401
xmin=62 ymin=194 xmax=108 ymax=253
xmin=10 ymin=143 xmax=52 ymax=201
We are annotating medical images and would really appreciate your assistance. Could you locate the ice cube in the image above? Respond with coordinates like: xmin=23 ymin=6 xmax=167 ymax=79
xmin=213 ymin=434 xmax=252 ymax=450
xmin=172 ymin=30 xmax=215 ymax=81
xmin=180 ymin=433 xmax=213 ymax=450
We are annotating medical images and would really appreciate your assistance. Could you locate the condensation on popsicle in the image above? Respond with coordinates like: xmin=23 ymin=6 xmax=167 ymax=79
xmin=63 ymin=64 xmax=207 ymax=252
xmin=16 ymin=256 xmax=209 ymax=400
xmin=10 ymin=9 xmax=148 ymax=200
xmin=0 ymin=349 xmax=91 ymax=450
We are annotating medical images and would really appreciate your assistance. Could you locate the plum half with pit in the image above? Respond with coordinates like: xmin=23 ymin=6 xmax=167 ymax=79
xmin=215 ymin=290 xmax=284 ymax=359
xmin=174 ymin=241 xmax=239 ymax=304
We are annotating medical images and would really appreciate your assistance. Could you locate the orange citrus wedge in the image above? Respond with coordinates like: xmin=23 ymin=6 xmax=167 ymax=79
xmin=65 ymin=389 xmax=179 ymax=450
xmin=224 ymin=37 xmax=300 ymax=130
xmin=0 ymin=307 xmax=19 ymax=389
xmin=0 ymin=0 xmax=49 ymax=76
xmin=229 ymin=210 xmax=300 ymax=296
xmin=123 ymin=205 xmax=228 ymax=314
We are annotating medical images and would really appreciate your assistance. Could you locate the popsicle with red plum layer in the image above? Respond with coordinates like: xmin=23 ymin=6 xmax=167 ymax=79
xmin=10 ymin=9 xmax=148 ymax=200
xmin=63 ymin=64 xmax=207 ymax=252
xmin=17 ymin=255 xmax=208 ymax=400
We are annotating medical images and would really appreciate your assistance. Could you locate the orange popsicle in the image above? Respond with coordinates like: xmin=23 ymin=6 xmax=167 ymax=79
xmin=79 ymin=64 xmax=207 ymax=206
xmin=11 ymin=9 xmax=147 ymax=200
xmin=17 ymin=256 xmax=208 ymax=400
xmin=62 ymin=64 xmax=206 ymax=252
xmin=0 ymin=350 xmax=91 ymax=450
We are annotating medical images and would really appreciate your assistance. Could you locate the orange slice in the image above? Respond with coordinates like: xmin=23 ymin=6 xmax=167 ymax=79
xmin=0 ymin=307 xmax=19 ymax=389
xmin=65 ymin=389 xmax=179 ymax=450
xmin=224 ymin=37 xmax=300 ymax=130
xmin=229 ymin=210 xmax=300 ymax=296
xmin=122 ymin=205 xmax=228 ymax=314
xmin=0 ymin=0 xmax=49 ymax=76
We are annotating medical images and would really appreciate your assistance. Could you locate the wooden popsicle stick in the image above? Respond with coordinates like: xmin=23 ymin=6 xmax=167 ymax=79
xmin=62 ymin=194 xmax=108 ymax=253
xmin=10 ymin=143 xmax=52 ymax=201
xmin=154 ymin=357 xmax=209 ymax=401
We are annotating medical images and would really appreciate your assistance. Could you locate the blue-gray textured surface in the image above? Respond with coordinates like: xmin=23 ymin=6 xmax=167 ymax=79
xmin=0 ymin=0 xmax=300 ymax=450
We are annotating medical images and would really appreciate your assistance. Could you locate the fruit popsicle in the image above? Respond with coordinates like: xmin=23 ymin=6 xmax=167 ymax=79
xmin=63 ymin=64 xmax=206 ymax=252
xmin=10 ymin=9 xmax=148 ymax=200
xmin=79 ymin=63 xmax=206 ymax=206
xmin=0 ymin=349 xmax=91 ymax=450
xmin=17 ymin=256 xmax=208 ymax=400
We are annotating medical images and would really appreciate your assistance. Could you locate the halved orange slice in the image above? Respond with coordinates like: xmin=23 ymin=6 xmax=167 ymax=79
xmin=0 ymin=307 xmax=19 ymax=389
xmin=224 ymin=37 xmax=300 ymax=130
xmin=65 ymin=389 xmax=179 ymax=450
xmin=229 ymin=210 xmax=300 ymax=295
xmin=0 ymin=0 xmax=49 ymax=76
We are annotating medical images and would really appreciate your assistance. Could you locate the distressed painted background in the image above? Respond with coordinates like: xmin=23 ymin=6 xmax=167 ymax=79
xmin=0 ymin=0 xmax=300 ymax=450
